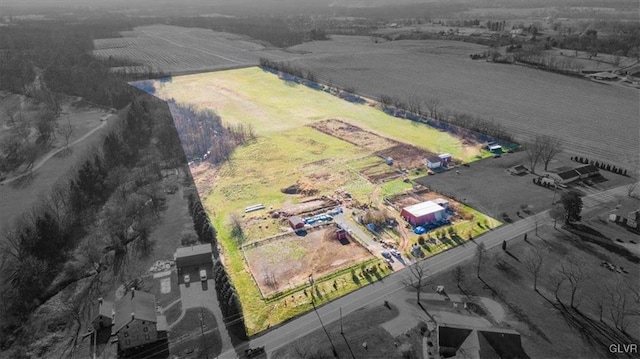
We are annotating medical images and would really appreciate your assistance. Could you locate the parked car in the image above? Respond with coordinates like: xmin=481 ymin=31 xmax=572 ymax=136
xmin=200 ymin=269 xmax=207 ymax=281
xmin=184 ymin=274 xmax=190 ymax=284
xmin=381 ymin=251 xmax=391 ymax=259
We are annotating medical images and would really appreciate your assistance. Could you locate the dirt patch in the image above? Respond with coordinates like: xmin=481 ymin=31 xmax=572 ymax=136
xmin=376 ymin=143 xmax=438 ymax=170
xmin=243 ymin=227 xmax=373 ymax=297
xmin=309 ymin=118 xmax=397 ymax=151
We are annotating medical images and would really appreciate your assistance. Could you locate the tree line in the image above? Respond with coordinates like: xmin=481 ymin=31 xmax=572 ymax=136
xmin=186 ymin=193 xmax=247 ymax=341
xmin=167 ymin=100 xmax=255 ymax=164
xmin=0 ymin=96 xmax=182 ymax=352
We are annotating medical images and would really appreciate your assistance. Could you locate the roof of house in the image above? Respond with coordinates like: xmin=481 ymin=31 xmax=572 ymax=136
xmin=114 ymin=290 xmax=157 ymax=334
xmin=512 ymin=165 xmax=527 ymax=172
xmin=488 ymin=144 xmax=502 ymax=150
xmin=555 ymin=170 xmax=580 ymax=180
xmin=402 ymin=201 xmax=445 ymax=217
xmin=94 ymin=300 xmax=113 ymax=319
xmin=289 ymin=216 xmax=305 ymax=227
xmin=575 ymin=165 xmax=599 ymax=175
xmin=175 ymin=244 xmax=212 ymax=258
xmin=426 ymin=156 xmax=442 ymax=163
xmin=439 ymin=325 xmax=529 ymax=359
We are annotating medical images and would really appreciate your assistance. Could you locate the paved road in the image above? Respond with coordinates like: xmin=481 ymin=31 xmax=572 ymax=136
xmin=216 ymin=184 xmax=630 ymax=358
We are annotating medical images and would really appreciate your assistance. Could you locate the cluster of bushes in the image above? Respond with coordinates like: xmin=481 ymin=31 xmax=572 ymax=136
xmin=212 ymin=259 xmax=248 ymax=341
xmin=571 ymin=156 xmax=628 ymax=176
xmin=186 ymin=194 xmax=217 ymax=247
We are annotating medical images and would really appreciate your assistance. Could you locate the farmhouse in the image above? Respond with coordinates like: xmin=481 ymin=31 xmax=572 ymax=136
xmin=288 ymin=216 xmax=306 ymax=230
xmin=400 ymin=201 xmax=447 ymax=226
xmin=174 ymin=244 xmax=213 ymax=276
xmin=549 ymin=169 xmax=580 ymax=185
xmin=114 ymin=290 xmax=166 ymax=352
xmin=92 ymin=298 xmax=113 ymax=331
xmin=574 ymin=164 xmax=600 ymax=179
xmin=438 ymin=325 xmax=529 ymax=359
xmin=426 ymin=156 xmax=442 ymax=169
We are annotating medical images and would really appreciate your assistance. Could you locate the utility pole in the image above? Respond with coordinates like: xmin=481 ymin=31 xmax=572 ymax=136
xmin=340 ymin=307 xmax=343 ymax=334
xmin=200 ymin=308 xmax=209 ymax=359
xmin=311 ymin=299 xmax=339 ymax=358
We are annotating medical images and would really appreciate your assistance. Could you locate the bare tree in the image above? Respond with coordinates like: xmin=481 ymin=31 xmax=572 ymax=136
xmin=229 ymin=212 xmax=245 ymax=246
xmin=550 ymin=273 xmax=565 ymax=303
xmin=402 ymin=260 xmax=430 ymax=303
xmin=560 ymin=260 xmax=588 ymax=308
xmin=523 ymin=248 xmax=543 ymax=292
xmin=58 ymin=114 xmax=73 ymax=152
xmin=454 ymin=266 xmax=465 ymax=289
xmin=539 ymin=135 xmax=563 ymax=171
xmin=475 ymin=242 xmax=486 ymax=278
xmin=525 ymin=137 xmax=544 ymax=173
xmin=627 ymin=182 xmax=639 ymax=198
xmin=425 ymin=98 xmax=440 ymax=119
xmin=406 ymin=96 xmax=422 ymax=115
xmin=607 ymin=280 xmax=636 ymax=334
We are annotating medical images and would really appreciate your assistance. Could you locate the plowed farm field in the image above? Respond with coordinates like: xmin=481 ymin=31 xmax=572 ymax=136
xmin=93 ymin=24 xmax=294 ymax=74
xmin=99 ymin=27 xmax=638 ymax=167
xmin=287 ymin=36 xmax=640 ymax=167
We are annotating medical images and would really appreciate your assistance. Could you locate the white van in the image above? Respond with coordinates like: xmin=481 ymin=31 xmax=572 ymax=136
xmin=200 ymin=269 xmax=207 ymax=281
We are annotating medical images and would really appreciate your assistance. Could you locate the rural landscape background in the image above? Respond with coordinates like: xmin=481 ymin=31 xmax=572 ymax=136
xmin=0 ymin=0 xmax=639 ymax=359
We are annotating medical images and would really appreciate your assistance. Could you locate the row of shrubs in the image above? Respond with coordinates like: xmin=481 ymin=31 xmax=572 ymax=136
xmin=571 ymin=156 xmax=629 ymax=176
xmin=186 ymin=194 xmax=248 ymax=340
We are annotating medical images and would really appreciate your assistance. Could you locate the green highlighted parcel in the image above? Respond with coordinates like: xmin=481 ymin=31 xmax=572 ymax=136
xmin=148 ymin=67 xmax=498 ymax=334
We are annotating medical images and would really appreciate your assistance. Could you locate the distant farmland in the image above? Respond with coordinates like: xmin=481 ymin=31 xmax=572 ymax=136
xmin=93 ymin=24 xmax=294 ymax=74
xmin=288 ymin=36 xmax=640 ymax=168
xmin=98 ymin=27 xmax=639 ymax=168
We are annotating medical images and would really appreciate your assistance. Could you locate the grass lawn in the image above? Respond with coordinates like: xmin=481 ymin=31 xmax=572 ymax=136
xmin=272 ymin=303 xmax=423 ymax=359
xmin=429 ymin=222 xmax=639 ymax=359
xmin=169 ymin=307 xmax=222 ymax=358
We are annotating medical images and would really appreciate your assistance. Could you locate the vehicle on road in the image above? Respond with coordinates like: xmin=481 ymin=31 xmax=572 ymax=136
xmin=246 ymin=346 xmax=265 ymax=358
xmin=184 ymin=274 xmax=190 ymax=284
xmin=200 ymin=269 xmax=207 ymax=281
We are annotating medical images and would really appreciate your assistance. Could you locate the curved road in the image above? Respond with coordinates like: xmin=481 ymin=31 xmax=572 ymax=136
xmin=0 ymin=113 xmax=114 ymax=185
xmin=218 ymin=184 xmax=629 ymax=358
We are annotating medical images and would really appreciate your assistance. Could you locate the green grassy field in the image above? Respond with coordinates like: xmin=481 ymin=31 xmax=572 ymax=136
xmin=154 ymin=67 xmax=477 ymax=162
xmin=146 ymin=67 xmax=489 ymax=335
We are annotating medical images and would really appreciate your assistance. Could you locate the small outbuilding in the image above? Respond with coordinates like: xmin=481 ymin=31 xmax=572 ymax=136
xmin=574 ymin=164 xmax=599 ymax=179
xmin=508 ymin=165 xmax=528 ymax=175
xmin=92 ymin=298 xmax=114 ymax=331
xmin=401 ymin=201 xmax=447 ymax=226
xmin=549 ymin=169 xmax=580 ymax=184
xmin=426 ymin=156 xmax=442 ymax=169
xmin=438 ymin=153 xmax=452 ymax=166
xmin=174 ymin=244 xmax=213 ymax=276
xmin=487 ymin=143 xmax=503 ymax=153
xmin=288 ymin=216 xmax=306 ymax=230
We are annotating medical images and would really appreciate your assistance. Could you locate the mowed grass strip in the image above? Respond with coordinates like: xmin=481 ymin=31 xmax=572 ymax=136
xmin=152 ymin=67 xmax=477 ymax=161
